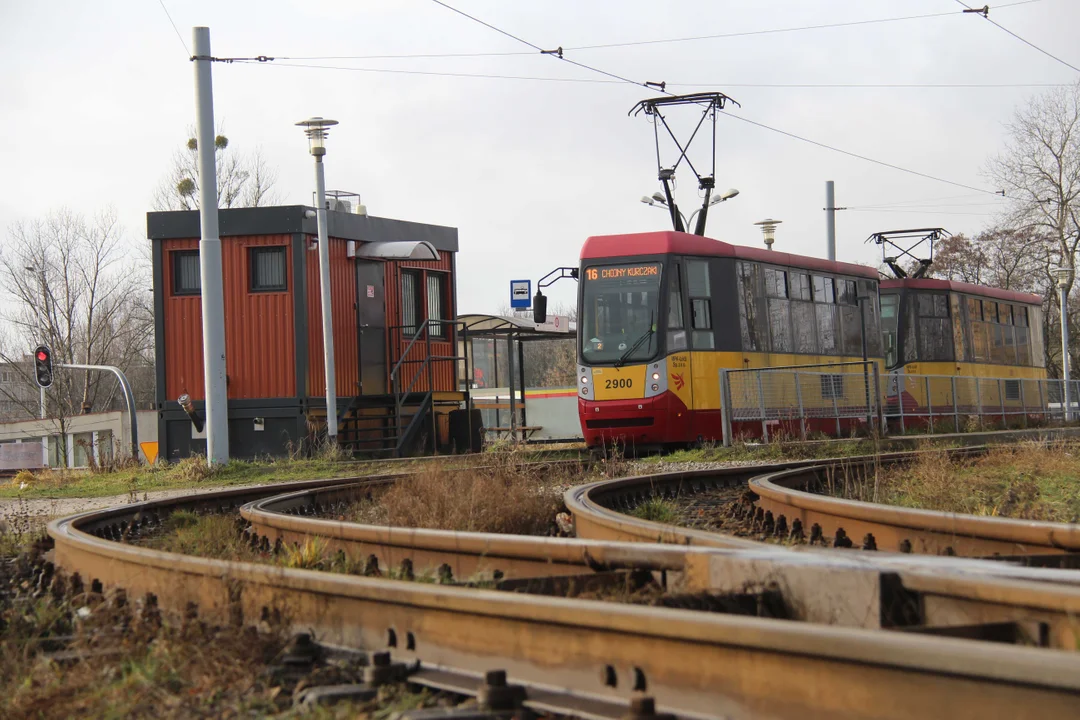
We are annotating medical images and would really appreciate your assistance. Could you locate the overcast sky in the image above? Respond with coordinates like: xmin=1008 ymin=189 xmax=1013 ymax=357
xmin=1 ymin=0 xmax=1077 ymax=314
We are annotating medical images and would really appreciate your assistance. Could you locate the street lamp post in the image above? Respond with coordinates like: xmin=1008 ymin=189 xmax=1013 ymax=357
xmin=1055 ymin=267 xmax=1072 ymax=422
xmin=641 ymin=189 xmax=739 ymax=235
xmin=297 ymin=117 xmax=340 ymax=441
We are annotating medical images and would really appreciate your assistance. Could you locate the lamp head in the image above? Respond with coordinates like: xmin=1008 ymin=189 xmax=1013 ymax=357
xmin=295 ymin=117 xmax=339 ymax=157
xmin=720 ymin=188 xmax=740 ymax=201
xmin=650 ymin=192 xmax=667 ymax=205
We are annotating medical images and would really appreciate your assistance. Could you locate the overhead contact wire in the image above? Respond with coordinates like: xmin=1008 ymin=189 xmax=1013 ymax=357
xmin=426 ymin=0 xmax=1002 ymax=196
xmin=954 ymin=0 xmax=1080 ymax=73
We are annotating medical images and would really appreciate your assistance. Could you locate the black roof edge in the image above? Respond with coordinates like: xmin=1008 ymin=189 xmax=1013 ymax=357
xmin=146 ymin=205 xmax=459 ymax=252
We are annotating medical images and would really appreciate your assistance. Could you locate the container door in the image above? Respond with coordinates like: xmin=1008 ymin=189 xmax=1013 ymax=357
xmin=356 ymin=261 xmax=387 ymax=395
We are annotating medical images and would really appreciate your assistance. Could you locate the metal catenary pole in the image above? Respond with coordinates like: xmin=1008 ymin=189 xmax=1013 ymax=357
xmin=314 ymin=153 xmax=337 ymax=439
xmin=825 ymin=180 xmax=836 ymax=262
xmin=1061 ymin=279 xmax=1072 ymax=422
xmin=192 ymin=27 xmax=229 ymax=464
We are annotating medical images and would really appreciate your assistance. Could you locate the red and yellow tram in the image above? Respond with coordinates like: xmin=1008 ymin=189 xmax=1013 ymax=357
xmin=576 ymin=231 xmax=883 ymax=449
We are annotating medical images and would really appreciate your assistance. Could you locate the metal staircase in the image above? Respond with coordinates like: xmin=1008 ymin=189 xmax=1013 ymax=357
xmin=337 ymin=319 xmax=462 ymax=457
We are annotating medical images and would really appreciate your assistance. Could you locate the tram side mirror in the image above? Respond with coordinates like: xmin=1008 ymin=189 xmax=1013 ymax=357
xmin=533 ymin=291 xmax=547 ymax=324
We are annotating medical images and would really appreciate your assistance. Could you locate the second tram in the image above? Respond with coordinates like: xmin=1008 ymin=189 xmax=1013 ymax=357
xmin=577 ymin=231 xmax=884 ymax=449
xmin=880 ymin=278 xmax=1047 ymax=423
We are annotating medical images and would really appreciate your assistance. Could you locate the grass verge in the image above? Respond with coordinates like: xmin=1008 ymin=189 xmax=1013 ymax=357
xmin=835 ymin=442 xmax=1080 ymax=522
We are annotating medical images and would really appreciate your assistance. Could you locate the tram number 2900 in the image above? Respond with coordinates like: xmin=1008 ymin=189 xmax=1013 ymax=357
xmin=604 ymin=378 xmax=633 ymax=389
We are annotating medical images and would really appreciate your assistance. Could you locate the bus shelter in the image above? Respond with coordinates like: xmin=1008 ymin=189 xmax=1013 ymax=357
xmin=456 ymin=313 xmax=580 ymax=442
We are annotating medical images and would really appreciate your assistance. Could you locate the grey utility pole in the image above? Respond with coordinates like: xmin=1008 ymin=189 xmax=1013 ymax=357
xmin=1056 ymin=267 xmax=1072 ymax=422
xmin=825 ymin=180 xmax=837 ymax=261
xmin=296 ymin=117 xmax=340 ymax=440
xmin=192 ymin=27 xmax=230 ymax=464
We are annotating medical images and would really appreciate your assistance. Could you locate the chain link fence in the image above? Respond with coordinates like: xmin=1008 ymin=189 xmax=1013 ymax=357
xmin=720 ymin=362 xmax=881 ymax=443
xmin=719 ymin=363 xmax=1076 ymax=445
xmin=884 ymin=374 xmax=1080 ymax=434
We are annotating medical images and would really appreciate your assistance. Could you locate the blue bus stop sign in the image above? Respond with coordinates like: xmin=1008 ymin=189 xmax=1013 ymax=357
xmin=510 ymin=279 xmax=531 ymax=309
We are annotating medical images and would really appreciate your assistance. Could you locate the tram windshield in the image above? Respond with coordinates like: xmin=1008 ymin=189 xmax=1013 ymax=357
xmin=580 ymin=262 xmax=663 ymax=365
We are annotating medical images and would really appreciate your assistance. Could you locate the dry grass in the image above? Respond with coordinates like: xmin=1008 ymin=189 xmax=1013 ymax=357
xmin=0 ymin=529 xmax=445 ymax=719
xmin=349 ymin=454 xmax=574 ymax=535
xmin=836 ymin=442 xmax=1080 ymax=522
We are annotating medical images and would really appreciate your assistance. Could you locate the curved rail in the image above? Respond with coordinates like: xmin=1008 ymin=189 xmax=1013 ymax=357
xmin=46 ymin=477 xmax=1080 ymax=718
xmin=567 ymin=445 xmax=1080 ymax=558
xmin=750 ymin=462 xmax=1080 ymax=556
xmin=240 ymin=472 xmax=1080 ymax=651
xmin=240 ymin=479 xmax=689 ymax=581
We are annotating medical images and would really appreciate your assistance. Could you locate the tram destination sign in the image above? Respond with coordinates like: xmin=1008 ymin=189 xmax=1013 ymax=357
xmin=583 ymin=262 xmax=661 ymax=284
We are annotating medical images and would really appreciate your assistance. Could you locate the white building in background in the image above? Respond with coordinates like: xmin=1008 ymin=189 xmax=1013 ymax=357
xmin=0 ymin=410 xmax=156 ymax=470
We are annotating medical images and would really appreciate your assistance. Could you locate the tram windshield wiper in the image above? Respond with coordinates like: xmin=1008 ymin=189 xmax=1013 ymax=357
xmin=614 ymin=314 xmax=655 ymax=368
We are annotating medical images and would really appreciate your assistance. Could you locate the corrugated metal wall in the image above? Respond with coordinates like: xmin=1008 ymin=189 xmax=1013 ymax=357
xmin=384 ymin=254 xmax=457 ymax=393
xmin=305 ymin=236 xmax=360 ymax=398
xmin=162 ymin=232 xmax=459 ymax=404
xmin=163 ymin=238 xmax=203 ymax=400
xmin=163 ymin=235 xmax=296 ymax=400
xmin=224 ymin=235 xmax=295 ymax=398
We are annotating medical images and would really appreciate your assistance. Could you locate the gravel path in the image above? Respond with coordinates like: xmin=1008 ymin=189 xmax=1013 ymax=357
xmin=0 ymin=485 xmax=239 ymax=527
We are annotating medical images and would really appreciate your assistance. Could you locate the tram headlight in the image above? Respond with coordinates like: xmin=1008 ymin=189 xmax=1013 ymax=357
xmin=582 ymin=386 xmax=588 ymax=395
xmin=651 ymin=372 xmax=660 ymax=380
xmin=651 ymin=383 xmax=659 ymax=391
xmin=580 ymin=376 xmax=589 ymax=384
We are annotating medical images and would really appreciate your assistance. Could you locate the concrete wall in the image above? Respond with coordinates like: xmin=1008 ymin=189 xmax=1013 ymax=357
xmin=0 ymin=410 xmax=156 ymax=469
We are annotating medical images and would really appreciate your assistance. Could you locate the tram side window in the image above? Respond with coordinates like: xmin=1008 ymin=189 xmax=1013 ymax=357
xmin=667 ymin=265 xmax=687 ymax=351
xmin=764 ymin=268 xmax=791 ymax=352
xmin=687 ymin=260 xmax=714 ymax=349
xmin=880 ymin=294 xmax=899 ymax=367
xmin=951 ymin=294 xmax=967 ymax=364
xmin=860 ymin=280 xmax=882 ymax=356
xmin=840 ymin=303 xmax=863 ymax=357
xmin=838 ymin=279 xmax=857 ymax=305
xmin=790 ymin=273 xmax=811 ymax=301
xmin=834 ymin=278 xmax=862 ymax=357
xmin=1030 ymin=305 xmax=1046 ymax=367
xmin=1013 ymin=304 xmax=1030 ymax=364
xmin=917 ymin=293 xmax=953 ymax=362
xmin=815 ymin=276 xmax=839 ymax=355
xmin=968 ymin=298 xmax=991 ymax=362
xmin=1016 ymin=322 xmax=1031 ymax=365
xmin=813 ymin=276 xmax=835 ymax=304
xmin=737 ymin=262 xmax=765 ymax=352
xmin=788 ymin=272 xmax=816 ymax=353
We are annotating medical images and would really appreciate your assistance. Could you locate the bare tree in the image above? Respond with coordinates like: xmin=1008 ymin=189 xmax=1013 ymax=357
xmin=0 ymin=208 xmax=154 ymax=457
xmin=987 ymin=81 xmax=1080 ymax=297
xmin=151 ymin=126 xmax=280 ymax=211
xmin=928 ymin=227 xmax=1050 ymax=292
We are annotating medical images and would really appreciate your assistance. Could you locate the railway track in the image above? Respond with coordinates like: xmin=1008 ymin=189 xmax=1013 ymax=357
xmin=41 ymin=435 xmax=1080 ymax=718
xmin=569 ymin=433 xmax=1080 ymax=561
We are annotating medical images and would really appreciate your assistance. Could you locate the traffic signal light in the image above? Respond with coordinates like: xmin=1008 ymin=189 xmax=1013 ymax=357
xmin=33 ymin=345 xmax=53 ymax=388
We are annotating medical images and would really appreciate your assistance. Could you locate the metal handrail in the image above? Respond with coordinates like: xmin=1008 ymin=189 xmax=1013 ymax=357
xmin=389 ymin=318 xmax=465 ymax=455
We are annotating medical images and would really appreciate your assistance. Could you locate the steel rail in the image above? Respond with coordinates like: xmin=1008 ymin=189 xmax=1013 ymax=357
xmin=749 ymin=462 xmax=1080 ymax=556
xmin=46 ymin=481 xmax=1080 ymax=719
xmin=241 ymin=477 xmax=1080 ymax=649
xmin=567 ymin=441 xmax=1080 ymax=558
xmin=241 ymin=480 xmax=690 ymax=581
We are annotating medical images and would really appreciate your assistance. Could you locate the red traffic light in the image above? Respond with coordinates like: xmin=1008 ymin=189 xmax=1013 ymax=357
xmin=36 ymin=350 xmax=48 ymax=362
